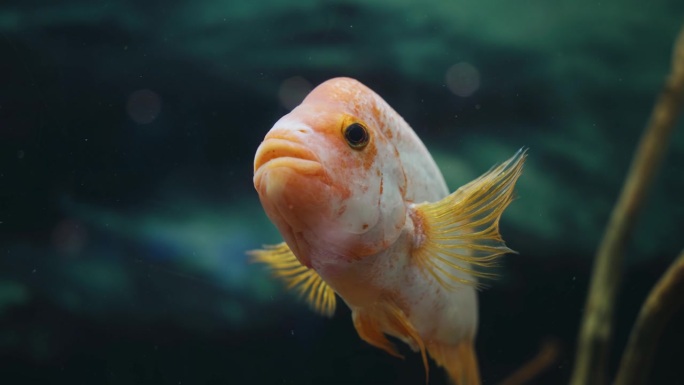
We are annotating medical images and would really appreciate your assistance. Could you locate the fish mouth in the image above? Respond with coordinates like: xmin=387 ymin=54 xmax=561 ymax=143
xmin=254 ymin=138 xmax=323 ymax=175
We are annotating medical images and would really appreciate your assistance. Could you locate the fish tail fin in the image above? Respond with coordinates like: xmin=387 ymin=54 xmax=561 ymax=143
xmin=427 ymin=340 xmax=481 ymax=385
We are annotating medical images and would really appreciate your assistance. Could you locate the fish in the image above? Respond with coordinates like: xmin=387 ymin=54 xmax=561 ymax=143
xmin=249 ymin=77 xmax=525 ymax=385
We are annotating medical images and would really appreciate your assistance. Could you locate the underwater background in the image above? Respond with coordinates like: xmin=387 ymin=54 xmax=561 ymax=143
xmin=1 ymin=0 xmax=683 ymax=384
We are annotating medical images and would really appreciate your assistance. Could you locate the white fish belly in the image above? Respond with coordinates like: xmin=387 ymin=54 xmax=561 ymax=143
xmin=402 ymin=265 xmax=478 ymax=345
xmin=371 ymin=232 xmax=479 ymax=347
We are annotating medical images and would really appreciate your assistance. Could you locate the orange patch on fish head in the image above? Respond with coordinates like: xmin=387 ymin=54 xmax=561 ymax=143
xmin=254 ymin=77 xmax=408 ymax=266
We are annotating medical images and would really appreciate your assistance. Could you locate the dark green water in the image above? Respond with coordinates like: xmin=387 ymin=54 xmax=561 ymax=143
xmin=1 ymin=1 xmax=683 ymax=384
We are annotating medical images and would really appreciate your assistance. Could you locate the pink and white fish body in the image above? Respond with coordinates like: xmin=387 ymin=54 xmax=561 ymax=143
xmin=250 ymin=77 xmax=525 ymax=385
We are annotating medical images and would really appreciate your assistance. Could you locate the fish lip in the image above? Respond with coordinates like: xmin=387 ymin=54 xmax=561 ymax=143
xmin=254 ymin=138 xmax=321 ymax=173
xmin=256 ymin=157 xmax=324 ymax=178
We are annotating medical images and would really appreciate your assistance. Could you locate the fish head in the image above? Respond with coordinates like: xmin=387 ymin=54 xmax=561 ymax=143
xmin=254 ymin=77 xmax=408 ymax=268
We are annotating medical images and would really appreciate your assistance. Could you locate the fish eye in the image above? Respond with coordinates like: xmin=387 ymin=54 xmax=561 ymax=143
xmin=343 ymin=122 xmax=369 ymax=150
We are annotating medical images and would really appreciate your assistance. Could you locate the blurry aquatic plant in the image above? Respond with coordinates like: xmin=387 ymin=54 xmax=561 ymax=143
xmin=614 ymin=251 xmax=684 ymax=385
xmin=491 ymin=18 xmax=684 ymax=385
xmin=497 ymin=339 xmax=560 ymax=385
xmin=569 ymin=21 xmax=684 ymax=385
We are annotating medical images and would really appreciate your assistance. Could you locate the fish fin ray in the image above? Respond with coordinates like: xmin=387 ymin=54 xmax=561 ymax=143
xmin=352 ymin=311 xmax=404 ymax=359
xmin=248 ymin=242 xmax=336 ymax=317
xmin=412 ymin=148 xmax=526 ymax=289
xmin=353 ymin=300 xmax=430 ymax=384
xmin=427 ymin=340 xmax=481 ymax=385
xmin=383 ymin=301 xmax=430 ymax=384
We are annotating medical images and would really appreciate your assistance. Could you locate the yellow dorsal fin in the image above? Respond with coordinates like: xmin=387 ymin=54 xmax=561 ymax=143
xmin=248 ymin=242 xmax=336 ymax=317
xmin=412 ymin=148 xmax=527 ymax=288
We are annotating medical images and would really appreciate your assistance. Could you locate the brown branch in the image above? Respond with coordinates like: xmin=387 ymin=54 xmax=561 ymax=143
xmin=613 ymin=250 xmax=684 ymax=385
xmin=569 ymin=21 xmax=684 ymax=385
xmin=497 ymin=339 xmax=560 ymax=385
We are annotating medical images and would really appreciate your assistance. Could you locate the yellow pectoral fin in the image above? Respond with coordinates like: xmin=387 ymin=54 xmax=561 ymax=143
xmin=412 ymin=148 xmax=526 ymax=288
xmin=248 ymin=242 xmax=336 ymax=317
